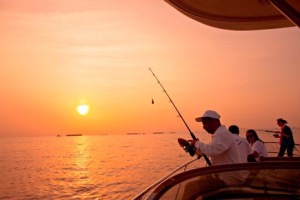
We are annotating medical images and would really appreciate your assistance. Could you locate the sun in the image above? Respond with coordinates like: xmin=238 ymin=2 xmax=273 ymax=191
xmin=77 ymin=104 xmax=90 ymax=115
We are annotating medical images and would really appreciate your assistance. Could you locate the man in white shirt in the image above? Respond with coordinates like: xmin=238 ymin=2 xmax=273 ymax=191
xmin=184 ymin=110 xmax=242 ymax=166
xmin=178 ymin=110 xmax=244 ymax=197
xmin=228 ymin=125 xmax=253 ymax=163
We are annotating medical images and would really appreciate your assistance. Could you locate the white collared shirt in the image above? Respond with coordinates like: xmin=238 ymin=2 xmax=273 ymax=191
xmin=251 ymin=140 xmax=268 ymax=161
xmin=195 ymin=125 xmax=242 ymax=166
xmin=232 ymin=134 xmax=253 ymax=163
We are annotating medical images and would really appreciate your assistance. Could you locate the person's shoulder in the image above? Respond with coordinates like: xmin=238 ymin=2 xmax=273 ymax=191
xmin=238 ymin=136 xmax=250 ymax=146
xmin=216 ymin=126 xmax=234 ymax=139
xmin=255 ymin=140 xmax=264 ymax=145
xmin=284 ymin=125 xmax=292 ymax=131
xmin=218 ymin=125 xmax=227 ymax=131
xmin=239 ymin=136 xmax=249 ymax=143
xmin=233 ymin=134 xmax=243 ymax=141
xmin=215 ymin=125 xmax=228 ymax=134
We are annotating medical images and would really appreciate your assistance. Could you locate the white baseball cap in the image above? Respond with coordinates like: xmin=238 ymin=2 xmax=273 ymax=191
xmin=195 ymin=110 xmax=220 ymax=122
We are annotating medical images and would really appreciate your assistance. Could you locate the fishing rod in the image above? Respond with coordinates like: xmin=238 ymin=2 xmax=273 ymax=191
xmin=149 ymin=67 xmax=212 ymax=166
xmin=256 ymin=129 xmax=280 ymax=133
xmin=264 ymin=130 xmax=279 ymax=133
xmin=241 ymin=128 xmax=280 ymax=133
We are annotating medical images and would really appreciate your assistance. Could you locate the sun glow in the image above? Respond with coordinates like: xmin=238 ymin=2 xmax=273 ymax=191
xmin=77 ymin=104 xmax=90 ymax=115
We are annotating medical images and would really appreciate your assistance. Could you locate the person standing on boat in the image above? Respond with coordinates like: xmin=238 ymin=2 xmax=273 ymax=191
xmin=179 ymin=110 xmax=241 ymax=166
xmin=274 ymin=118 xmax=295 ymax=157
xmin=228 ymin=125 xmax=253 ymax=163
xmin=246 ymin=129 xmax=268 ymax=161
xmin=178 ymin=110 xmax=244 ymax=197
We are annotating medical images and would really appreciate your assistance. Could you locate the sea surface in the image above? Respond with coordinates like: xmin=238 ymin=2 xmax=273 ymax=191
xmin=0 ymin=130 xmax=299 ymax=200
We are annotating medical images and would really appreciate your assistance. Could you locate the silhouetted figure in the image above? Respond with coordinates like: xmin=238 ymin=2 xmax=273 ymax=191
xmin=275 ymin=118 xmax=295 ymax=157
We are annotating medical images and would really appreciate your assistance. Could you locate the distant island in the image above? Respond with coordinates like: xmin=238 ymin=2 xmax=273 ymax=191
xmin=66 ymin=134 xmax=82 ymax=136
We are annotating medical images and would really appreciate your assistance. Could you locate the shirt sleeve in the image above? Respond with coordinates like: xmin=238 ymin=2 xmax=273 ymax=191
xmin=195 ymin=132 xmax=233 ymax=156
xmin=252 ymin=141 xmax=263 ymax=155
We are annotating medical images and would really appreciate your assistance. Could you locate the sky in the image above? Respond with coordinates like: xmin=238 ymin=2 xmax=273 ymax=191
xmin=0 ymin=0 xmax=300 ymax=136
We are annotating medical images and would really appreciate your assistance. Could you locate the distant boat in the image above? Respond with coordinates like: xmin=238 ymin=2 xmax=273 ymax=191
xmin=66 ymin=134 xmax=82 ymax=136
xmin=127 ymin=132 xmax=142 ymax=135
xmin=153 ymin=132 xmax=164 ymax=134
xmin=56 ymin=134 xmax=61 ymax=137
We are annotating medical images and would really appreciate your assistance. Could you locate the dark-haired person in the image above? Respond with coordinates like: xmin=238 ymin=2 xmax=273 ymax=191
xmin=275 ymin=118 xmax=295 ymax=157
xmin=246 ymin=129 xmax=268 ymax=162
xmin=229 ymin=125 xmax=252 ymax=163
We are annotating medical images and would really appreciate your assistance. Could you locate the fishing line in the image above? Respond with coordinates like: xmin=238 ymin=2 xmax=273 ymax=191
xmin=149 ymin=67 xmax=211 ymax=166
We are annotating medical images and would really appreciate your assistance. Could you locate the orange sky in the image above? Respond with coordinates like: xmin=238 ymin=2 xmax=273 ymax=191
xmin=0 ymin=0 xmax=300 ymax=136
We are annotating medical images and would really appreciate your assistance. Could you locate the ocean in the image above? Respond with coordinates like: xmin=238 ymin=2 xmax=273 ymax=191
xmin=0 ymin=130 xmax=299 ymax=200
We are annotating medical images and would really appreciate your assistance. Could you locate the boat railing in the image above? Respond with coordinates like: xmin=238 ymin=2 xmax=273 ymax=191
xmin=132 ymin=158 xmax=201 ymax=200
xmin=265 ymin=142 xmax=300 ymax=156
xmin=133 ymin=143 xmax=299 ymax=200
xmin=147 ymin=157 xmax=300 ymax=200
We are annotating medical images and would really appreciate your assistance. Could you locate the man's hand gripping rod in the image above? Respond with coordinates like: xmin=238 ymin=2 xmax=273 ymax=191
xmin=149 ymin=68 xmax=211 ymax=166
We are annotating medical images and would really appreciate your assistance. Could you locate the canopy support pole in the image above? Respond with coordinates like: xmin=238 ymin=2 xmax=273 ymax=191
xmin=268 ymin=0 xmax=300 ymax=28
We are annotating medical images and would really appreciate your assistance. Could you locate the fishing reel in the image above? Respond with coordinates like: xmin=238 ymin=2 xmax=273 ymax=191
xmin=184 ymin=143 xmax=196 ymax=157
xmin=178 ymin=138 xmax=196 ymax=157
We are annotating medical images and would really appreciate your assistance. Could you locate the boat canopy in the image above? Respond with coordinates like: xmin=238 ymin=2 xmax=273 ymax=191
xmin=145 ymin=157 xmax=300 ymax=199
xmin=164 ymin=0 xmax=300 ymax=30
